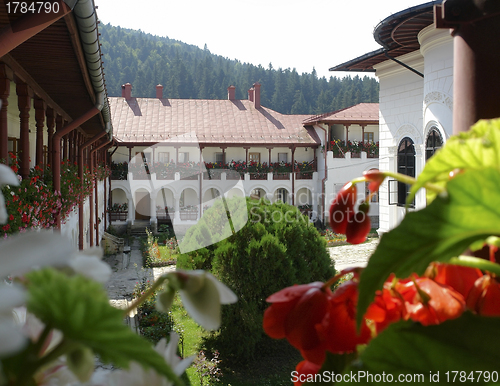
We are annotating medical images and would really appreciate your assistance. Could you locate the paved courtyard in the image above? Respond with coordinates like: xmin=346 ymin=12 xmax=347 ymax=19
xmin=328 ymin=238 xmax=379 ymax=271
xmin=102 ymin=237 xmax=379 ymax=306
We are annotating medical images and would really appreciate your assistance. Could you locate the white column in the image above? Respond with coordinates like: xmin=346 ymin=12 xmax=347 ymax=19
xmin=174 ymin=195 xmax=181 ymax=221
xmin=127 ymin=196 xmax=134 ymax=225
xmin=414 ymin=144 xmax=425 ymax=210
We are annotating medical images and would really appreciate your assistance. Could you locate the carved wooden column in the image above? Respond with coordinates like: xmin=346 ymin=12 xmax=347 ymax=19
xmin=34 ymin=97 xmax=46 ymax=168
xmin=17 ymin=82 xmax=32 ymax=179
xmin=46 ymin=108 xmax=55 ymax=167
xmin=0 ymin=65 xmax=11 ymax=162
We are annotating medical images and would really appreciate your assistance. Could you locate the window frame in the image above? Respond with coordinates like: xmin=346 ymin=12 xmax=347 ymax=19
xmin=425 ymin=127 xmax=443 ymax=161
xmin=396 ymin=137 xmax=416 ymax=207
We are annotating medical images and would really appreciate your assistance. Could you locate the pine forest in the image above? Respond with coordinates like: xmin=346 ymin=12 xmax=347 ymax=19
xmin=99 ymin=23 xmax=379 ymax=115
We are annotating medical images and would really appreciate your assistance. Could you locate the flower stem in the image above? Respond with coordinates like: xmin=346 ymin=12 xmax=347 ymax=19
xmin=449 ymin=256 xmax=500 ymax=276
xmin=125 ymin=275 xmax=169 ymax=314
xmin=33 ymin=324 xmax=52 ymax=357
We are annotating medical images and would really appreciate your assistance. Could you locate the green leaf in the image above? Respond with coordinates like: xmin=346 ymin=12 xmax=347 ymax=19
xmin=409 ymin=119 xmax=500 ymax=203
xmin=25 ymin=268 xmax=184 ymax=386
xmin=341 ymin=313 xmax=500 ymax=385
xmin=357 ymin=167 xmax=500 ymax=325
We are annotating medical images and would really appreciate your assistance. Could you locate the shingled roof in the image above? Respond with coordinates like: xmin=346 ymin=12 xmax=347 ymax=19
xmin=109 ymin=95 xmax=319 ymax=147
xmin=303 ymin=103 xmax=379 ymax=125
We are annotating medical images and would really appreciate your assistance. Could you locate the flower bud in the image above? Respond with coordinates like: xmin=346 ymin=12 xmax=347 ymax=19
xmin=329 ymin=182 xmax=356 ymax=234
xmin=345 ymin=210 xmax=371 ymax=245
xmin=363 ymin=169 xmax=386 ymax=192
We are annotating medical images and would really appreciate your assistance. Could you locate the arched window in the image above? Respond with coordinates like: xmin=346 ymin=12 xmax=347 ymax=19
xmin=426 ymin=127 xmax=443 ymax=161
xmin=397 ymin=137 xmax=415 ymax=206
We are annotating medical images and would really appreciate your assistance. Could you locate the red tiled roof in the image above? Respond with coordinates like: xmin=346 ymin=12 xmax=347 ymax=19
xmin=109 ymin=97 xmax=319 ymax=146
xmin=303 ymin=103 xmax=379 ymax=125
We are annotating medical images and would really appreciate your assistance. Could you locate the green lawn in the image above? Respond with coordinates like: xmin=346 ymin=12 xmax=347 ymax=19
xmin=169 ymin=295 xmax=300 ymax=386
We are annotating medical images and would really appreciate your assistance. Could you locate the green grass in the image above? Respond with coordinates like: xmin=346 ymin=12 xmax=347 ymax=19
xmin=169 ymin=295 xmax=300 ymax=386
xmin=158 ymin=245 xmax=180 ymax=263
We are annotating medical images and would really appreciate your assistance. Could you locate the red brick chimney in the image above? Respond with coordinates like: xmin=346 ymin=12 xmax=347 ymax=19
xmin=228 ymin=85 xmax=236 ymax=100
xmin=253 ymin=82 xmax=261 ymax=109
xmin=248 ymin=87 xmax=254 ymax=102
xmin=156 ymin=84 xmax=163 ymax=99
xmin=121 ymin=83 xmax=132 ymax=100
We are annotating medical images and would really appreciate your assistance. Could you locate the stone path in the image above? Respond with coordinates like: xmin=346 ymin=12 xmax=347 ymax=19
xmin=103 ymin=242 xmax=175 ymax=311
xmin=327 ymin=238 xmax=379 ymax=271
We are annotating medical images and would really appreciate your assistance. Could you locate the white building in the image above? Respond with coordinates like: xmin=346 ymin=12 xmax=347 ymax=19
xmin=108 ymin=83 xmax=379 ymax=232
xmin=331 ymin=1 xmax=451 ymax=234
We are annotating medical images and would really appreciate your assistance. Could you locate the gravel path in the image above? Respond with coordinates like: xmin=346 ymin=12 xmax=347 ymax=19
xmin=328 ymin=238 xmax=379 ymax=271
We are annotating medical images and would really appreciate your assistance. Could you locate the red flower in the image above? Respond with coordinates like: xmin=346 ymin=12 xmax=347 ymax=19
xmin=401 ymin=277 xmax=465 ymax=326
xmin=263 ymin=282 xmax=332 ymax=356
xmin=345 ymin=203 xmax=371 ymax=245
xmin=426 ymin=262 xmax=482 ymax=298
xmin=329 ymin=182 xmax=356 ymax=234
xmin=9 ymin=214 xmax=14 ymax=221
xmin=366 ymin=286 xmax=405 ymax=334
xmin=317 ymin=279 xmax=371 ymax=358
xmin=466 ymin=274 xmax=500 ymax=316
xmin=293 ymin=360 xmax=321 ymax=386
xmin=2 ymin=224 xmax=10 ymax=231
xmin=21 ymin=213 xmax=28 ymax=223
xmin=363 ymin=170 xmax=385 ymax=192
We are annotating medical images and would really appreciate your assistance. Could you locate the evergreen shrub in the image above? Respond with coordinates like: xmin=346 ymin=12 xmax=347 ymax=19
xmin=177 ymin=197 xmax=335 ymax=362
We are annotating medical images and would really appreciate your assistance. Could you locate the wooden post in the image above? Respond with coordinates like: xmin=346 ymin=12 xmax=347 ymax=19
xmin=34 ymin=97 xmax=46 ymax=168
xmin=0 ymin=65 xmax=11 ymax=162
xmin=46 ymin=108 xmax=55 ymax=167
xmin=17 ymin=82 xmax=31 ymax=179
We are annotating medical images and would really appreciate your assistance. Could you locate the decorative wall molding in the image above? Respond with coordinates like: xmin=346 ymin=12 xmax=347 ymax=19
xmin=394 ymin=124 xmax=422 ymax=145
xmin=424 ymin=91 xmax=453 ymax=111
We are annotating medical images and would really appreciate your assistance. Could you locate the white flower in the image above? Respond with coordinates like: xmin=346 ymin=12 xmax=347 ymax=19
xmin=68 ymin=247 xmax=111 ymax=284
xmin=0 ymin=163 xmax=19 ymax=224
xmin=158 ymin=270 xmax=237 ymax=331
xmin=0 ymin=231 xmax=111 ymax=358
xmin=105 ymin=332 xmax=193 ymax=386
xmin=0 ymin=285 xmax=27 ymax=356
xmin=0 ymin=231 xmax=75 ymax=277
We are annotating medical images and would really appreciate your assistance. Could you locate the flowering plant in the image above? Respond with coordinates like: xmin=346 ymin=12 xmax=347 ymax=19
xmin=1 ymin=154 xmax=97 ymax=236
xmin=109 ymin=202 xmax=128 ymax=212
xmin=0 ymin=162 xmax=237 ymax=385
xmin=329 ymin=139 xmax=379 ymax=157
xmin=265 ymin=119 xmax=500 ymax=385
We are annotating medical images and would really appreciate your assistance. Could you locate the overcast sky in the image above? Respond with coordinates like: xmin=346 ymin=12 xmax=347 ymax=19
xmin=95 ymin=0 xmax=431 ymax=79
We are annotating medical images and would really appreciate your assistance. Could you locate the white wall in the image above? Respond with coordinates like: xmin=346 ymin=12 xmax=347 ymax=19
xmin=375 ymin=51 xmax=425 ymax=234
xmin=374 ymin=27 xmax=453 ymax=235
xmin=420 ymin=25 xmax=454 ymax=142
xmin=325 ymin=151 xmax=379 ymax=222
